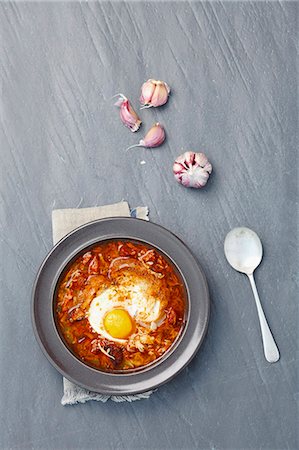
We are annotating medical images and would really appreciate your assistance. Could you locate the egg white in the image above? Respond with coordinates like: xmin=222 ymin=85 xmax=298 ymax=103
xmin=87 ymin=281 xmax=165 ymax=343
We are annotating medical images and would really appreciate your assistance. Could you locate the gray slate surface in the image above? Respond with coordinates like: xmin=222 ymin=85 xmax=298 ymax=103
xmin=0 ymin=1 xmax=298 ymax=449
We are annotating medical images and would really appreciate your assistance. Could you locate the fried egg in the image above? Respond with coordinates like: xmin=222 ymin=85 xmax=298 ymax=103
xmin=87 ymin=279 xmax=166 ymax=343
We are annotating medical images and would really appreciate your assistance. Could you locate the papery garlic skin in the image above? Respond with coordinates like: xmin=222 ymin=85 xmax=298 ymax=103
xmin=173 ymin=151 xmax=212 ymax=188
xmin=140 ymin=79 xmax=170 ymax=108
xmin=140 ymin=123 xmax=165 ymax=148
xmin=114 ymin=94 xmax=141 ymax=132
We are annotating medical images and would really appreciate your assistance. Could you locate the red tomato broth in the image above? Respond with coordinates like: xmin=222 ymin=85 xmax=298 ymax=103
xmin=55 ymin=240 xmax=186 ymax=372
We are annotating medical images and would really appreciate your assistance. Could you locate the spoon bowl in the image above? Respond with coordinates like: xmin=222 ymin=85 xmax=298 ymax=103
xmin=224 ymin=227 xmax=263 ymax=275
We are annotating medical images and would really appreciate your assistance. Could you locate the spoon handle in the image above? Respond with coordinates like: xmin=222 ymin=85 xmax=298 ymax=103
xmin=247 ymin=273 xmax=280 ymax=363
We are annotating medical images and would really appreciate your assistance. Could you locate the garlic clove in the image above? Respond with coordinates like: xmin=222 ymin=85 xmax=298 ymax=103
xmin=140 ymin=123 xmax=165 ymax=148
xmin=140 ymin=79 xmax=170 ymax=108
xmin=126 ymin=123 xmax=166 ymax=151
xmin=173 ymin=151 xmax=212 ymax=189
xmin=150 ymin=81 xmax=170 ymax=107
xmin=140 ymin=80 xmax=156 ymax=106
xmin=114 ymin=94 xmax=141 ymax=132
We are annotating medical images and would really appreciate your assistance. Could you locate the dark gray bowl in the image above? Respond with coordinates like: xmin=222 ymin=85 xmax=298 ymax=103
xmin=32 ymin=217 xmax=210 ymax=395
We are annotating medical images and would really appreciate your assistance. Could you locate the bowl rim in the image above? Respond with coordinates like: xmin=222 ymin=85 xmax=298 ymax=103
xmin=31 ymin=217 xmax=210 ymax=395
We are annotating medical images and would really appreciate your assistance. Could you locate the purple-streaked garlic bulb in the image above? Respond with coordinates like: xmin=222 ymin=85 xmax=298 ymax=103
xmin=140 ymin=79 xmax=170 ymax=108
xmin=173 ymin=151 xmax=212 ymax=188
xmin=126 ymin=123 xmax=165 ymax=150
xmin=114 ymin=94 xmax=141 ymax=132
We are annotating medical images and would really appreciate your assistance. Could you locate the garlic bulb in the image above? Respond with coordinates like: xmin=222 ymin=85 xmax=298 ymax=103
xmin=140 ymin=79 xmax=170 ymax=108
xmin=173 ymin=151 xmax=212 ymax=188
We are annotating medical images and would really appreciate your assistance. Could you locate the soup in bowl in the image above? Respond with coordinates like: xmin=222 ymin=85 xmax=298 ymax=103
xmin=55 ymin=240 xmax=186 ymax=373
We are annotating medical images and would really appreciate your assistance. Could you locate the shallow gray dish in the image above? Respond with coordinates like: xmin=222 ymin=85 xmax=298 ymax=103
xmin=32 ymin=217 xmax=210 ymax=395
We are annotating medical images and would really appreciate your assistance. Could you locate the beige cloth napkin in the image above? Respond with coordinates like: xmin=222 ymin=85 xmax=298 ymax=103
xmin=52 ymin=201 xmax=154 ymax=405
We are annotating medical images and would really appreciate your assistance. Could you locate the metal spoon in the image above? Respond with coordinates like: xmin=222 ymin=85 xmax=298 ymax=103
xmin=224 ymin=227 xmax=280 ymax=363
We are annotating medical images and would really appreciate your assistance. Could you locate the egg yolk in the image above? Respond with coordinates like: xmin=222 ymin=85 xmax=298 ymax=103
xmin=104 ymin=309 xmax=133 ymax=339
